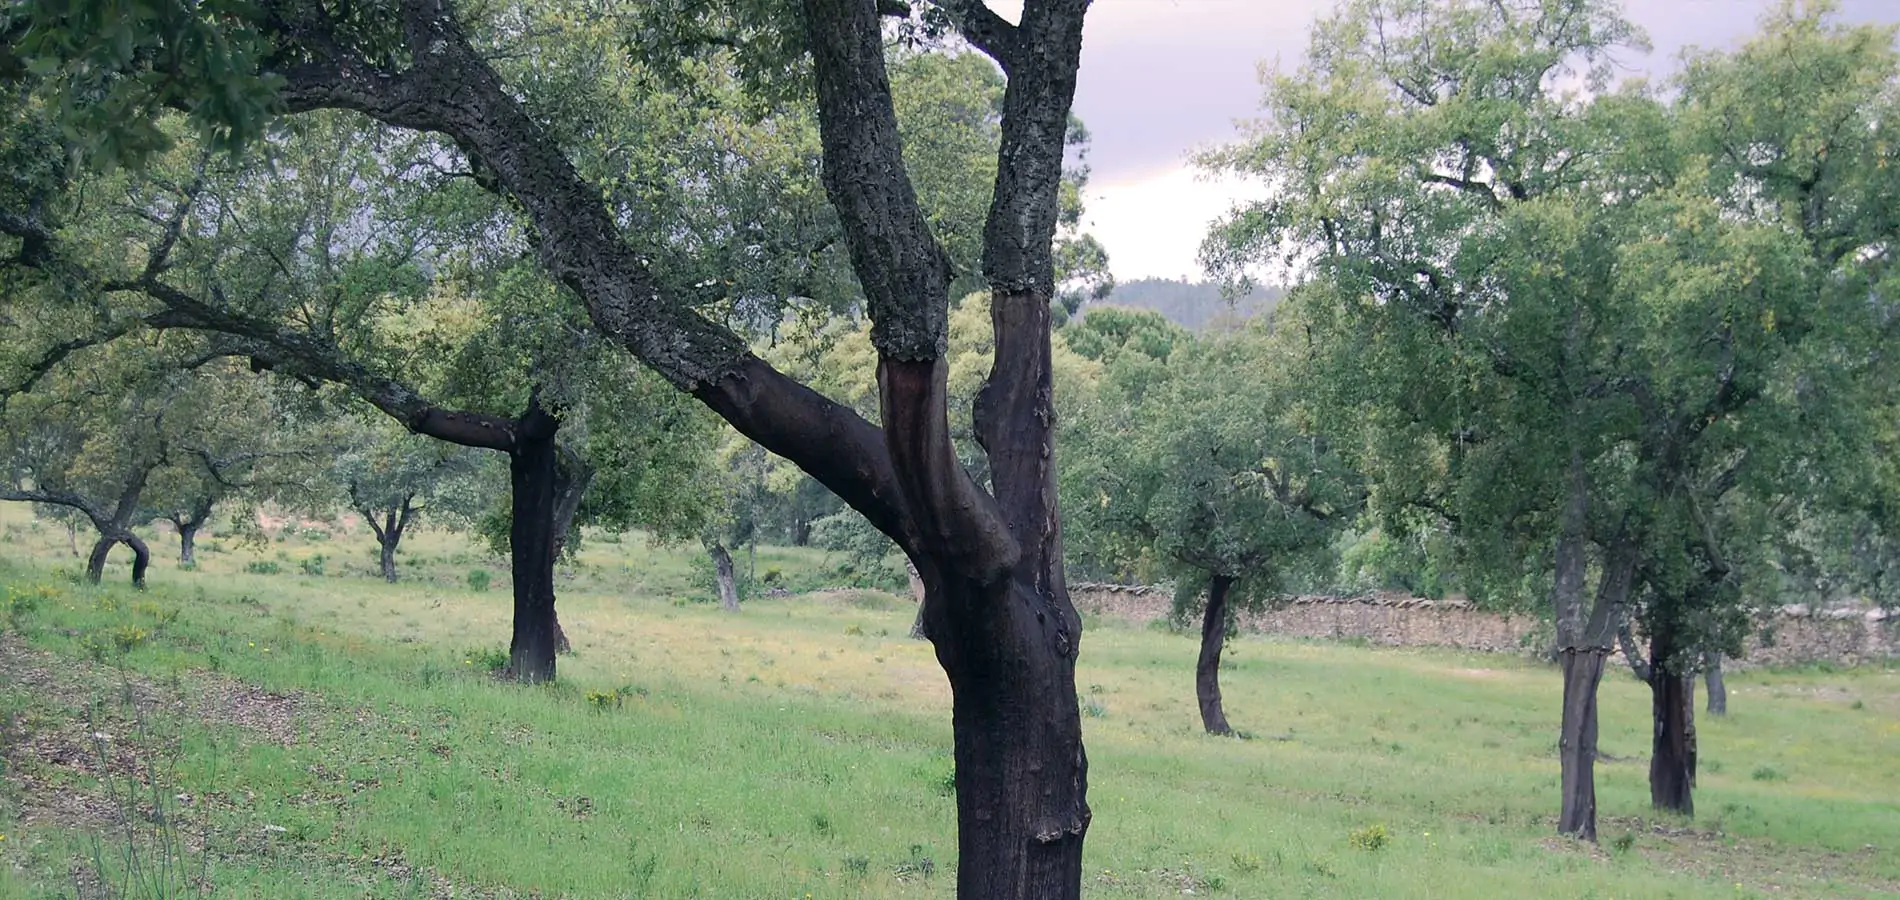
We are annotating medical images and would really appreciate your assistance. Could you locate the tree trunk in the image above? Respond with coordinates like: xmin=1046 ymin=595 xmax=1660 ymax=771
xmin=792 ymin=516 xmax=812 ymax=547
xmin=85 ymin=534 xmax=113 ymax=584
xmin=1197 ymin=575 xmax=1236 ymax=736
xmin=505 ymin=403 xmax=563 ymax=684
xmin=378 ymin=541 xmax=399 ymax=583
xmin=125 ymin=533 xmax=150 ymax=589
xmin=1648 ymin=626 xmax=1697 ymax=816
xmin=1704 ymin=652 xmax=1726 ymax=716
xmin=178 ymin=521 xmax=199 ymax=566
xmin=1557 ymin=648 xmax=1607 ymax=840
xmin=710 ymin=542 xmax=740 ymax=613
xmin=918 ymin=567 xmax=1088 ymax=900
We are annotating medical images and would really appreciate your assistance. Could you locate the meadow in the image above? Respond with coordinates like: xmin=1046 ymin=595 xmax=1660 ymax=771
xmin=0 ymin=505 xmax=1895 ymax=899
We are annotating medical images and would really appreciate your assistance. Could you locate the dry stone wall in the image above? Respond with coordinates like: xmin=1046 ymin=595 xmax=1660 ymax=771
xmin=1068 ymin=583 xmax=1897 ymax=670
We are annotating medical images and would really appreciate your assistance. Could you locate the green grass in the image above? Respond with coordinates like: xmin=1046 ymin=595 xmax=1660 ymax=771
xmin=0 ymin=506 xmax=1896 ymax=898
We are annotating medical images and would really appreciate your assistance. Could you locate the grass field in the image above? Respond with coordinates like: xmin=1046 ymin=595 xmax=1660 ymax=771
xmin=0 ymin=505 xmax=1896 ymax=899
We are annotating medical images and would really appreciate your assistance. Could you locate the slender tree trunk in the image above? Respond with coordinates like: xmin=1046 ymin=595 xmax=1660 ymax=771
xmin=1704 ymin=652 xmax=1726 ymax=716
xmin=178 ymin=521 xmax=200 ymax=566
xmin=66 ymin=520 xmax=79 ymax=557
xmin=1197 ymin=575 xmax=1236 ymax=736
xmin=1557 ymin=648 xmax=1607 ymax=840
xmin=505 ymin=404 xmax=562 ymax=683
xmin=792 ymin=517 xmax=812 ymax=547
xmin=378 ymin=541 xmax=399 ymax=583
xmin=710 ymin=542 xmax=740 ymax=613
xmin=1648 ymin=625 xmax=1697 ymax=816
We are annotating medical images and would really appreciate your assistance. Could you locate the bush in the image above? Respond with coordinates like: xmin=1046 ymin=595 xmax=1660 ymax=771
xmin=1348 ymin=823 xmax=1389 ymax=852
xmin=467 ymin=569 xmax=492 ymax=592
xmin=299 ymin=554 xmax=327 ymax=576
xmin=243 ymin=560 xmax=282 ymax=575
xmin=464 ymin=646 xmax=510 ymax=674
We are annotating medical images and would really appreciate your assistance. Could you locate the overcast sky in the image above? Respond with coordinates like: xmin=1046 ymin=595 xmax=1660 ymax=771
xmin=1049 ymin=0 xmax=1900 ymax=282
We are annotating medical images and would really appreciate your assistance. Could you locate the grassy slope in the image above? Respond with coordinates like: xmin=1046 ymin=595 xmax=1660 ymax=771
xmin=0 ymin=506 xmax=1896 ymax=899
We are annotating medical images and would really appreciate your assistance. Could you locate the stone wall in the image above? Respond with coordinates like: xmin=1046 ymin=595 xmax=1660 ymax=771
xmin=1068 ymin=583 xmax=1898 ymax=670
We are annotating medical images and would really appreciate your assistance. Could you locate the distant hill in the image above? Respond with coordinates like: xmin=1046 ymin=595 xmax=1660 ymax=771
xmin=1096 ymin=277 xmax=1284 ymax=330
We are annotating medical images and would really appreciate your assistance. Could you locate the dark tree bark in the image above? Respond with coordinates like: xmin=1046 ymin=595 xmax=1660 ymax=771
xmin=177 ymin=519 xmax=201 ymax=566
xmin=1556 ymin=646 xmax=1606 ymax=840
xmin=1647 ymin=624 xmax=1697 ymax=816
xmin=254 ymin=0 xmax=1098 ymax=892
xmin=709 ymin=542 xmax=740 ymax=613
xmin=1704 ymin=652 xmax=1726 ymax=716
xmin=1553 ymin=453 xmax=1639 ymax=842
xmin=1197 ymin=575 xmax=1236 ymax=736
xmin=505 ymin=401 xmax=563 ymax=683
xmin=84 ymin=531 xmax=152 ymax=589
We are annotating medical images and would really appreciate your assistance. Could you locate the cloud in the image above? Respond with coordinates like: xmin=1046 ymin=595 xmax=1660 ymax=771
xmin=1083 ymin=163 xmax=1269 ymax=282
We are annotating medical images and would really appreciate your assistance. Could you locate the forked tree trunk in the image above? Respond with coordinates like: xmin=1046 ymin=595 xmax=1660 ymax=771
xmin=709 ymin=542 xmax=740 ymax=613
xmin=1704 ymin=652 xmax=1726 ymax=716
xmin=1197 ymin=575 xmax=1236 ymax=736
xmin=85 ymin=532 xmax=152 ymax=589
xmin=1617 ymin=619 xmax=1651 ymax=682
xmin=1557 ymin=647 xmax=1607 ymax=840
xmin=1648 ymin=626 xmax=1697 ymax=816
xmin=505 ymin=403 xmax=563 ymax=684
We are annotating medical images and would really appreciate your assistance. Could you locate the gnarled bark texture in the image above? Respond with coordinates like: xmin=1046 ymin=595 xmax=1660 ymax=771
xmin=86 ymin=531 xmax=152 ymax=589
xmin=258 ymin=0 xmax=1097 ymax=893
xmin=1197 ymin=575 xmax=1235 ymax=736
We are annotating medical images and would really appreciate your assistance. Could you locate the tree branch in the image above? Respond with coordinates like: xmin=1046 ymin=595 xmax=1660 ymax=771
xmin=924 ymin=0 xmax=1021 ymax=71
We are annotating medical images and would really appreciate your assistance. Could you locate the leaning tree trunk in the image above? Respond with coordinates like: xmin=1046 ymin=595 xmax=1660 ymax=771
xmin=1557 ymin=647 xmax=1607 ymax=839
xmin=86 ymin=534 xmax=115 ymax=585
xmin=1197 ymin=575 xmax=1236 ymax=736
xmin=709 ymin=542 xmax=740 ymax=613
xmin=1648 ymin=624 xmax=1697 ymax=816
xmin=1704 ymin=652 xmax=1726 ymax=716
xmin=505 ymin=403 xmax=563 ymax=684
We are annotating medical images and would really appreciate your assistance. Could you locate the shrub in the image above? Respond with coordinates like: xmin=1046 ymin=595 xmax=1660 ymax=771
xmin=243 ymin=560 xmax=282 ymax=575
xmin=299 ymin=554 xmax=327 ymax=576
xmin=464 ymin=646 xmax=510 ymax=674
xmin=1348 ymin=823 xmax=1388 ymax=852
xmin=467 ymin=569 xmax=492 ymax=592
xmin=1751 ymin=764 xmax=1787 ymax=782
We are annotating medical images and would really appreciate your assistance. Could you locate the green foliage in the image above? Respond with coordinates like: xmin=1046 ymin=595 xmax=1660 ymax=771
xmin=241 ymin=560 xmax=280 ymax=576
xmin=298 ymin=555 xmax=326 ymax=577
xmin=466 ymin=569 xmax=492 ymax=593
xmin=1348 ymin=824 xmax=1388 ymax=852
